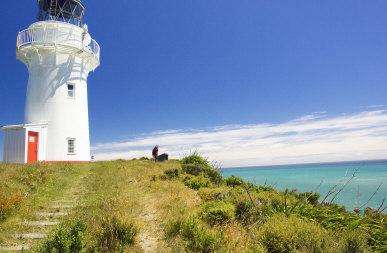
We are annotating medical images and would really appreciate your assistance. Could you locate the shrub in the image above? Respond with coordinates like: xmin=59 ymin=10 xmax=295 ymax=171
xmin=167 ymin=216 xmax=223 ymax=252
xmin=181 ymin=153 xmax=211 ymax=168
xmin=234 ymin=199 xmax=271 ymax=225
xmin=163 ymin=168 xmax=181 ymax=179
xmin=256 ymin=214 xmax=330 ymax=253
xmin=257 ymin=185 xmax=275 ymax=192
xmin=198 ymin=187 xmax=229 ymax=202
xmin=202 ymin=167 xmax=223 ymax=185
xmin=225 ymin=176 xmax=245 ymax=187
xmin=340 ymin=229 xmax=369 ymax=253
xmin=165 ymin=219 xmax=183 ymax=239
xmin=181 ymin=154 xmax=223 ymax=185
xmin=297 ymin=191 xmax=320 ymax=205
xmin=247 ymin=243 xmax=268 ymax=253
xmin=96 ymin=217 xmax=137 ymax=251
xmin=184 ymin=175 xmax=211 ymax=190
xmin=202 ymin=201 xmax=235 ymax=225
xmin=183 ymin=164 xmax=203 ymax=176
xmin=41 ymin=219 xmax=86 ymax=253
xmin=235 ymin=200 xmax=254 ymax=222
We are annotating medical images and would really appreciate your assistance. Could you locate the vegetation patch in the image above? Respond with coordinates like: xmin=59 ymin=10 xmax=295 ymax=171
xmin=1 ymin=155 xmax=385 ymax=252
xmin=201 ymin=201 xmax=235 ymax=225
xmin=181 ymin=153 xmax=223 ymax=184
xmin=162 ymin=168 xmax=181 ymax=179
xmin=184 ymin=174 xmax=211 ymax=190
xmin=41 ymin=219 xmax=86 ymax=253
xmin=95 ymin=216 xmax=137 ymax=252
xmin=198 ymin=187 xmax=229 ymax=202
xmin=255 ymin=214 xmax=330 ymax=253
xmin=166 ymin=216 xmax=223 ymax=252
xmin=224 ymin=175 xmax=245 ymax=187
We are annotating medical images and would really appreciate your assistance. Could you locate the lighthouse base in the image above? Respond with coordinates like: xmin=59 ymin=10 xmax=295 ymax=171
xmin=2 ymin=123 xmax=48 ymax=164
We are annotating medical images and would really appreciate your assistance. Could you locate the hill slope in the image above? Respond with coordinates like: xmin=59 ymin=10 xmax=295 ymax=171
xmin=0 ymin=157 xmax=386 ymax=252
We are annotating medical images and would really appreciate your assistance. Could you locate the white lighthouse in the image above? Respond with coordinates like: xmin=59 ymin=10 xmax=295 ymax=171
xmin=2 ymin=0 xmax=100 ymax=163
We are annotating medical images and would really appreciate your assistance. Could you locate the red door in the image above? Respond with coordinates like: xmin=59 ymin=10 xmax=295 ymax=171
xmin=27 ymin=131 xmax=39 ymax=163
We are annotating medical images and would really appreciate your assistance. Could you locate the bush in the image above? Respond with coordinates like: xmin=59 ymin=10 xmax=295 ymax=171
xmin=235 ymin=200 xmax=254 ymax=222
xmin=96 ymin=217 xmax=137 ymax=251
xmin=166 ymin=216 xmax=223 ymax=252
xmin=225 ymin=176 xmax=245 ymax=187
xmin=340 ymin=229 xmax=369 ymax=253
xmin=165 ymin=219 xmax=183 ymax=239
xmin=183 ymin=164 xmax=203 ymax=176
xmin=198 ymin=187 xmax=229 ymax=202
xmin=181 ymin=154 xmax=223 ymax=185
xmin=163 ymin=168 xmax=181 ymax=179
xmin=41 ymin=219 xmax=86 ymax=253
xmin=247 ymin=243 xmax=268 ymax=253
xmin=202 ymin=201 xmax=235 ymax=225
xmin=297 ymin=191 xmax=320 ymax=205
xmin=257 ymin=185 xmax=275 ymax=192
xmin=181 ymin=153 xmax=211 ymax=168
xmin=256 ymin=214 xmax=330 ymax=253
xmin=184 ymin=175 xmax=211 ymax=190
xmin=202 ymin=167 xmax=223 ymax=185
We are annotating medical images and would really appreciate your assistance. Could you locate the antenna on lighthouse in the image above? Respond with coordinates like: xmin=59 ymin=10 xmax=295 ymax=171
xmin=37 ymin=0 xmax=85 ymax=27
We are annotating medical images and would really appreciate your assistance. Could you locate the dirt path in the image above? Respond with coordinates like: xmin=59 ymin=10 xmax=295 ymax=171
xmin=138 ymin=195 xmax=164 ymax=253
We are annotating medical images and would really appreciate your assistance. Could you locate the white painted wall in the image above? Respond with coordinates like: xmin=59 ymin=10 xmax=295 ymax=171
xmin=18 ymin=21 xmax=99 ymax=162
xmin=2 ymin=128 xmax=26 ymax=163
xmin=2 ymin=124 xmax=48 ymax=163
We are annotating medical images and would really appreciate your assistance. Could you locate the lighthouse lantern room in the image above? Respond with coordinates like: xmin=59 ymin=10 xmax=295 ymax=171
xmin=2 ymin=0 xmax=100 ymax=163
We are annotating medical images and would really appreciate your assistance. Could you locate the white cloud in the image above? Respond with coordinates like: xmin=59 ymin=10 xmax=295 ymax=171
xmin=92 ymin=110 xmax=387 ymax=167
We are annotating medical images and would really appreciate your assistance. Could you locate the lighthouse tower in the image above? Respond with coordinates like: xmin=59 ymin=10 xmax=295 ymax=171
xmin=2 ymin=0 xmax=100 ymax=163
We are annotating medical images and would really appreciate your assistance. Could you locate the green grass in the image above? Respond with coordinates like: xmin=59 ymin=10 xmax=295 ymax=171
xmin=0 ymin=163 xmax=90 ymax=245
xmin=0 ymin=156 xmax=386 ymax=252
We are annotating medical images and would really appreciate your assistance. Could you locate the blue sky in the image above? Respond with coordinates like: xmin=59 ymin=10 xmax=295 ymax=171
xmin=1 ymin=1 xmax=387 ymax=166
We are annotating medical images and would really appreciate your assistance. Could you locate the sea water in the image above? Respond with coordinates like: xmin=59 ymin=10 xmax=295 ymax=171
xmin=222 ymin=160 xmax=387 ymax=212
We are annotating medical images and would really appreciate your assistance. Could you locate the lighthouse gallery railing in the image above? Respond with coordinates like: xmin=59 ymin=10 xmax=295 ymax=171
xmin=17 ymin=26 xmax=100 ymax=61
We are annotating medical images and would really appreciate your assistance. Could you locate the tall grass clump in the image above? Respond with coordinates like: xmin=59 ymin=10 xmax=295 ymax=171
xmin=166 ymin=216 xmax=223 ymax=252
xmin=94 ymin=216 xmax=137 ymax=252
xmin=255 ymin=214 xmax=331 ymax=253
xmin=40 ymin=219 xmax=86 ymax=253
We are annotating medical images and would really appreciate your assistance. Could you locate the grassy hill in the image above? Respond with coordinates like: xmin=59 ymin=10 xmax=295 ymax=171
xmin=0 ymin=156 xmax=386 ymax=252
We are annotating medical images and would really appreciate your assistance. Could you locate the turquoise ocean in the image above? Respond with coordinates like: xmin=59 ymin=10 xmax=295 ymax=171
xmin=222 ymin=160 xmax=387 ymax=212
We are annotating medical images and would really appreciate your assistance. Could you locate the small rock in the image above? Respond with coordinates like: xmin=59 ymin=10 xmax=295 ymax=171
xmin=0 ymin=244 xmax=30 ymax=251
xmin=14 ymin=233 xmax=46 ymax=239
xmin=35 ymin=211 xmax=68 ymax=218
xmin=23 ymin=220 xmax=59 ymax=227
xmin=51 ymin=204 xmax=74 ymax=209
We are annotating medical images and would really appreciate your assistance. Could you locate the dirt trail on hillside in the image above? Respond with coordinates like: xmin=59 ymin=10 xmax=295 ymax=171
xmin=138 ymin=195 xmax=165 ymax=253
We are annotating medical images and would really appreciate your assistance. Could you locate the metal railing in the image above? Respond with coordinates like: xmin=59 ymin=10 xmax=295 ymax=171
xmin=17 ymin=25 xmax=100 ymax=61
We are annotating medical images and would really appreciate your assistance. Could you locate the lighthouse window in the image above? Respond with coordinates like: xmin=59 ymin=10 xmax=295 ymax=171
xmin=67 ymin=84 xmax=75 ymax=98
xmin=67 ymin=138 xmax=76 ymax=154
